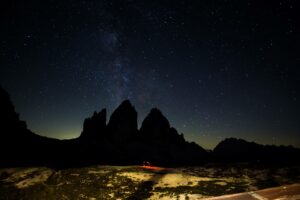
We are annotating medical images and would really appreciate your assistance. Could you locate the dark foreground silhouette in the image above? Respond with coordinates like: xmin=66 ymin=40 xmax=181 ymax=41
xmin=0 ymin=86 xmax=299 ymax=168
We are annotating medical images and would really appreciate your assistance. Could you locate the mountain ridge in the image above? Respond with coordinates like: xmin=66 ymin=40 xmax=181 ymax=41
xmin=0 ymin=86 xmax=299 ymax=168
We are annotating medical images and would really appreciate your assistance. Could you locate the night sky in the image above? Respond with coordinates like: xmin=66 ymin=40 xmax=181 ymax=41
xmin=1 ymin=0 xmax=299 ymax=149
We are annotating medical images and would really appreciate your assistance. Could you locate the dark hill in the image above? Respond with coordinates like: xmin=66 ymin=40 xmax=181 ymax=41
xmin=213 ymin=138 xmax=300 ymax=164
xmin=0 ymin=86 xmax=63 ymax=167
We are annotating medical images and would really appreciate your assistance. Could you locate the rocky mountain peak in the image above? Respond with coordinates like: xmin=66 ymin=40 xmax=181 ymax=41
xmin=107 ymin=100 xmax=138 ymax=142
xmin=80 ymin=109 xmax=106 ymax=139
xmin=0 ymin=86 xmax=27 ymax=134
xmin=140 ymin=108 xmax=170 ymax=142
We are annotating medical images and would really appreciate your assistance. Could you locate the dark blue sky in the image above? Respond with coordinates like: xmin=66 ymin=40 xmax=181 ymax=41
xmin=0 ymin=0 xmax=299 ymax=149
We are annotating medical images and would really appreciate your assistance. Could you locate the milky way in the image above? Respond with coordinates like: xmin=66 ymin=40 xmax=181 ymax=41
xmin=0 ymin=0 xmax=299 ymax=149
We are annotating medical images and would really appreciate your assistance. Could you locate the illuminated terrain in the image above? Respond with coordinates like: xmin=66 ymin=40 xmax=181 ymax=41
xmin=0 ymin=164 xmax=299 ymax=200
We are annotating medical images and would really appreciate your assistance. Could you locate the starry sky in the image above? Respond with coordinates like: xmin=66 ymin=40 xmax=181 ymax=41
xmin=0 ymin=0 xmax=299 ymax=149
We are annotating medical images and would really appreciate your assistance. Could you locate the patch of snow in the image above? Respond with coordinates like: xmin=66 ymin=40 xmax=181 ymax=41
xmin=108 ymin=193 xmax=114 ymax=198
xmin=155 ymin=173 xmax=213 ymax=188
xmin=214 ymin=181 xmax=227 ymax=186
xmin=107 ymin=183 xmax=113 ymax=187
xmin=148 ymin=192 xmax=206 ymax=200
xmin=12 ymin=168 xmax=53 ymax=189
xmin=88 ymin=170 xmax=109 ymax=174
xmin=118 ymin=172 xmax=154 ymax=182
xmin=4 ymin=168 xmax=40 ymax=183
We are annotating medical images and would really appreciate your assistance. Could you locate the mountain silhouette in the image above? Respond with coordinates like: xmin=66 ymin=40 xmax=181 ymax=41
xmin=213 ymin=138 xmax=300 ymax=164
xmin=106 ymin=100 xmax=138 ymax=143
xmin=0 ymin=86 xmax=299 ymax=168
xmin=80 ymin=109 xmax=107 ymax=140
xmin=0 ymin=86 xmax=62 ymax=167
xmin=140 ymin=108 xmax=171 ymax=144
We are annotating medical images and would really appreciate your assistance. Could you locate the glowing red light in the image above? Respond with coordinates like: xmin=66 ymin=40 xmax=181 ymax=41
xmin=141 ymin=161 xmax=164 ymax=170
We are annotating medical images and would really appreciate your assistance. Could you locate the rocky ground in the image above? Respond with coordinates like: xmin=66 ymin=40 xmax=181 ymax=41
xmin=0 ymin=164 xmax=299 ymax=200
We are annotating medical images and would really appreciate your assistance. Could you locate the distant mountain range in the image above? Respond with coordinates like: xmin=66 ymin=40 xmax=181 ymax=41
xmin=0 ymin=86 xmax=299 ymax=168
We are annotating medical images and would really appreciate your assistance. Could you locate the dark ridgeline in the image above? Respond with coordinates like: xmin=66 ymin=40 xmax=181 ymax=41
xmin=213 ymin=138 xmax=300 ymax=164
xmin=0 ymin=86 xmax=299 ymax=168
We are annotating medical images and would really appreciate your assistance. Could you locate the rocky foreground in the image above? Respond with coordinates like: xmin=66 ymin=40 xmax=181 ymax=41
xmin=0 ymin=164 xmax=299 ymax=200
